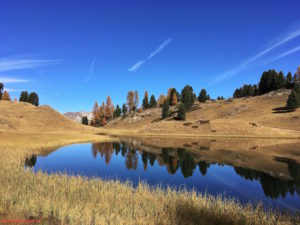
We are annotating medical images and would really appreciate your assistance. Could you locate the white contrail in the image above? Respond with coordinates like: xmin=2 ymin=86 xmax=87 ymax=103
xmin=148 ymin=38 xmax=172 ymax=59
xmin=128 ymin=60 xmax=145 ymax=72
xmin=265 ymin=45 xmax=300 ymax=64
xmin=210 ymin=28 xmax=300 ymax=85
xmin=84 ymin=59 xmax=96 ymax=82
xmin=0 ymin=77 xmax=29 ymax=83
xmin=128 ymin=38 xmax=172 ymax=72
xmin=0 ymin=56 xmax=59 ymax=72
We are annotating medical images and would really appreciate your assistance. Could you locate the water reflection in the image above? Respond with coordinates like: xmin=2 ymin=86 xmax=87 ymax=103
xmin=25 ymin=155 xmax=37 ymax=168
xmin=61 ymin=141 xmax=300 ymax=200
xmin=25 ymin=140 xmax=300 ymax=210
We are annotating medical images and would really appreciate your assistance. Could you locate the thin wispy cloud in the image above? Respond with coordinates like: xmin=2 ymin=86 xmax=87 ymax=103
xmin=0 ymin=56 xmax=59 ymax=72
xmin=128 ymin=60 xmax=145 ymax=72
xmin=265 ymin=45 xmax=300 ymax=64
xmin=210 ymin=27 xmax=300 ymax=85
xmin=84 ymin=59 xmax=96 ymax=82
xmin=128 ymin=38 xmax=172 ymax=72
xmin=148 ymin=38 xmax=172 ymax=59
xmin=0 ymin=77 xmax=29 ymax=83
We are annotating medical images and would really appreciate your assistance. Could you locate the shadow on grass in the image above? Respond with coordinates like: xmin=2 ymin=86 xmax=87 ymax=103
xmin=171 ymin=199 xmax=245 ymax=225
xmin=272 ymin=107 xmax=295 ymax=114
xmin=151 ymin=118 xmax=163 ymax=123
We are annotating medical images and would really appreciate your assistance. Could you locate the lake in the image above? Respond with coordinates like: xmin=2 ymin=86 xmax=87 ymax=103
xmin=25 ymin=137 xmax=300 ymax=211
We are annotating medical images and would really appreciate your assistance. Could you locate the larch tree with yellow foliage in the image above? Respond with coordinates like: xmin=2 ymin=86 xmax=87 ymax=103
xmin=171 ymin=92 xmax=178 ymax=105
xmin=1 ymin=90 xmax=11 ymax=101
xmin=105 ymin=96 xmax=114 ymax=121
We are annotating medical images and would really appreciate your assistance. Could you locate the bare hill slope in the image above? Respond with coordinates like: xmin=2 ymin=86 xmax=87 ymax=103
xmin=105 ymin=89 xmax=300 ymax=138
xmin=0 ymin=101 xmax=95 ymax=132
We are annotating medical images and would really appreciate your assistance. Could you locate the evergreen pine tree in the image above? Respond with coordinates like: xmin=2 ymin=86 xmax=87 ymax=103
xmin=28 ymin=92 xmax=39 ymax=106
xmin=287 ymin=84 xmax=300 ymax=109
xmin=0 ymin=83 xmax=3 ymax=100
xmin=285 ymin=72 xmax=293 ymax=89
xmin=181 ymin=85 xmax=194 ymax=110
xmin=177 ymin=103 xmax=186 ymax=120
xmin=113 ymin=104 xmax=122 ymax=118
xmin=81 ymin=116 xmax=89 ymax=125
xmin=150 ymin=95 xmax=157 ymax=108
xmin=142 ymin=91 xmax=149 ymax=109
xmin=161 ymin=100 xmax=169 ymax=119
xmin=198 ymin=89 xmax=210 ymax=103
xmin=19 ymin=91 xmax=29 ymax=102
xmin=122 ymin=103 xmax=128 ymax=116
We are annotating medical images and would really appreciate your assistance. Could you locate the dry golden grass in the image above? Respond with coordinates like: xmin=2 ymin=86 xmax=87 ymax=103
xmin=0 ymin=98 xmax=299 ymax=224
xmin=0 ymin=132 xmax=298 ymax=225
xmin=0 ymin=100 xmax=97 ymax=132
xmin=105 ymin=89 xmax=300 ymax=138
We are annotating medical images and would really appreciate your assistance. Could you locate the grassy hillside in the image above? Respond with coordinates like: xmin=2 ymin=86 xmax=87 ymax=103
xmin=106 ymin=89 xmax=300 ymax=138
xmin=0 ymin=100 xmax=95 ymax=132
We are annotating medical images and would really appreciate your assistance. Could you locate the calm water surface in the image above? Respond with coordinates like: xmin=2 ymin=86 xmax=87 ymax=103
xmin=25 ymin=139 xmax=300 ymax=211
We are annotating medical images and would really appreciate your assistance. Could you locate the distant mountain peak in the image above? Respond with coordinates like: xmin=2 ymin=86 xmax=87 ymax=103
xmin=64 ymin=111 xmax=93 ymax=123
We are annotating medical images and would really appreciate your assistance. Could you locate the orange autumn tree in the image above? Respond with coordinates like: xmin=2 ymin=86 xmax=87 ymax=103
xmin=92 ymin=101 xmax=99 ymax=126
xmin=105 ymin=96 xmax=114 ymax=121
xmin=1 ymin=90 xmax=11 ymax=101
xmin=100 ymin=102 xmax=106 ymax=126
xmin=127 ymin=91 xmax=135 ymax=112
xmin=157 ymin=94 xmax=167 ymax=107
xmin=171 ymin=92 xmax=178 ymax=105
xmin=167 ymin=88 xmax=173 ymax=100
xmin=134 ymin=90 xmax=139 ymax=110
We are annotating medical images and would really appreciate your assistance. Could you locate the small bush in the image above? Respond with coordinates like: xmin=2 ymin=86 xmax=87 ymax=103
xmin=287 ymin=84 xmax=300 ymax=110
xmin=178 ymin=103 xmax=186 ymax=120
xmin=162 ymin=100 xmax=170 ymax=119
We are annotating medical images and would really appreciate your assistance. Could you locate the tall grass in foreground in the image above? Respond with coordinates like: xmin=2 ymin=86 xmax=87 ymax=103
xmin=0 ymin=132 xmax=298 ymax=225
xmin=1 ymin=167 xmax=296 ymax=225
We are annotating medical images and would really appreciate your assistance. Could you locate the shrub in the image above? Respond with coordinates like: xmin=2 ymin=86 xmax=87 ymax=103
xmin=287 ymin=84 xmax=300 ymax=109
xmin=162 ymin=100 xmax=169 ymax=119
xmin=181 ymin=85 xmax=195 ymax=110
xmin=28 ymin=92 xmax=39 ymax=106
xmin=81 ymin=116 xmax=89 ymax=125
xmin=149 ymin=95 xmax=157 ymax=108
xmin=198 ymin=89 xmax=210 ymax=102
xmin=178 ymin=103 xmax=186 ymax=120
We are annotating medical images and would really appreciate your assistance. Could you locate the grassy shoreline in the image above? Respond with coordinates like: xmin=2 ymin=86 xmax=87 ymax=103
xmin=103 ymin=129 xmax=300 ymax=139
xmin=0 ymin=131 xmax=299 ymax=224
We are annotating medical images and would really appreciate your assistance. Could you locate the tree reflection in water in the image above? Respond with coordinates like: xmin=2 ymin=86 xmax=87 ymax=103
xmin=234 ymin=159 xmax=300 ymax=199
xmin=89 ymin=142 xmax=300 ymax=199
xmin=24 ymin=142 xmax=300 ymax=201
xmin=25 ymin=155 xmax=37 ymax=168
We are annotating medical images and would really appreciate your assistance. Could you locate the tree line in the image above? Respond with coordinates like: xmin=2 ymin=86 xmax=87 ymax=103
xmin=89 ymin=85 xmax=212 ymax=126
xmin=0 ymin=83 xmax=11 ymax=101
xmin=233 ymin=67 xmax=300 ymax=109
xmin=233 ymin=69 xmax=298 ymax=98
xmin=87 ymin=67 xmax=300 ymax=126
xmin=0 ymin=83 xmax=39 ymax=106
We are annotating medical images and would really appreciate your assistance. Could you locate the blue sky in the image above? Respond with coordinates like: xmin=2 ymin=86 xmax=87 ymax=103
xmin=1 ymin=0 xmax=300 ymax=113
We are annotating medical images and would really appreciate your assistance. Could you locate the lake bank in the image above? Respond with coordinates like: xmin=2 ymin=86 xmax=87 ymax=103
xmin=0 ymin=131 xmax=299 ymax=224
